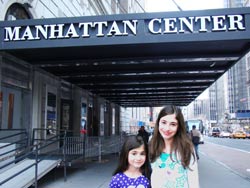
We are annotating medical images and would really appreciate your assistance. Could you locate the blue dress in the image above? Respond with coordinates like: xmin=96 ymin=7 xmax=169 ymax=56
xmin=109 ymin=172 xmax=150 ymax=188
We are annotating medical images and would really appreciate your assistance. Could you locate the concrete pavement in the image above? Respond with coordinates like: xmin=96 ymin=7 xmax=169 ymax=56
xmin=37 ymin=147 xmax=250 ymax=188
xmin=199 ymin=149 xmax=250 ymax=188
xmin=37 ymin=155 xmax=117 ymax=188
xmin=199 ymin=140 xmax=250 ymax=180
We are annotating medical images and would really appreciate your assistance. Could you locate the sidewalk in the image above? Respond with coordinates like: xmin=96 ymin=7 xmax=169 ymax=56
xmin=37 ymin=151 xmax=250 ymax=188
xmin=38 ymin=154 xmax=118 ymax=188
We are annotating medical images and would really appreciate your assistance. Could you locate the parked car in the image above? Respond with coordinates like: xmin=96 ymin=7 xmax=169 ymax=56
xmin=219 ymin=131 xmax=230 ymax=138
xmin=209 ymin=127 xmax=220 ymax=137
xmin=229 ymin=130 xmax=246 ymax=139
xmin=246 ymin=131 xmax=250 ymax=139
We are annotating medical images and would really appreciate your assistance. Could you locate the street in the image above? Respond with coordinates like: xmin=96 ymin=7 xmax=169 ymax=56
xmin=205 ymin=136 xmax=250 ymax=152
xmin=199 ymin=136 xmax=250 ymax=183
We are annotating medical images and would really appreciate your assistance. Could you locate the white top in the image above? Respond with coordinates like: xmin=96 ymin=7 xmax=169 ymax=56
xmin=151 ymin=152 xmax=199 ymax=188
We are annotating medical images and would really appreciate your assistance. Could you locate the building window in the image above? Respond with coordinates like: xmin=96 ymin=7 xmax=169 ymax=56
xmin=100 ymin=104 xmax=104 ymax=136
xmin=112 ymin=107 xmax=115 ymax=135
xmin=4 ymin=3 xmax=31 ymax=20
xmin=46 ymin=92 xmax=56 ymax=135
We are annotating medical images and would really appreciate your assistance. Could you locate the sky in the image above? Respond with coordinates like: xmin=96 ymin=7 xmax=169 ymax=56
xmin=146 ymin=0 xmax=225 ymax=12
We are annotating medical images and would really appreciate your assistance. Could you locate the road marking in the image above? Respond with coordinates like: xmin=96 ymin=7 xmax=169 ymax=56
xmin=205 ymin=141 xmax=250 ymax=154
xmin=200 ymin=151 xmax=250 ymax=181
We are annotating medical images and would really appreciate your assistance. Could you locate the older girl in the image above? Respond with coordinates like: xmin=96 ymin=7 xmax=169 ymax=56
xmin=149 ymin=105 xmax=199 ymax=188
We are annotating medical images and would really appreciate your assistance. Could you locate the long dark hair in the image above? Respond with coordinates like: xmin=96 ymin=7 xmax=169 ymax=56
xmin=113 ymin=135 xmax=151 ymax=179
xmin=149 ymin=105 xmax=195 ymax=168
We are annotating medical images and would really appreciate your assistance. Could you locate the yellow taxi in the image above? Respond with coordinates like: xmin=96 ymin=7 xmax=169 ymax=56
xmin=229 ymin=130 xmax=246 ymax=139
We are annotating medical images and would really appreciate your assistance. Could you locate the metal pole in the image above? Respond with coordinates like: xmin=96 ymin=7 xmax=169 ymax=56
xmin=98 ymin=137 xmax=102 ymax=162
xmin=63 ymin=131 xmax=67 ymax=182
xmin=170 ymin=0 xmax=183 ymax=11
xmin=34 ymin=144 xmax=38 ymax=188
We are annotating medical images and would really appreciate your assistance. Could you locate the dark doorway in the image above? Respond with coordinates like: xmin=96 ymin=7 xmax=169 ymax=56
xmin=60 ymin=99 xmax=73 ymax=134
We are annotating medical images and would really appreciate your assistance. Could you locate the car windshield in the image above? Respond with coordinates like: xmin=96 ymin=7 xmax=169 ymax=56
xmin=213 ymin=129 xmax=220 ymax=132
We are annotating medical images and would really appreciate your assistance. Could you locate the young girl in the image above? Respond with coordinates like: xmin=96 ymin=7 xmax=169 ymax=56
xmin=149 ymin=105 xmax=199 ymax=188
xmin=109 ymin=135 xmax=151 ymax=188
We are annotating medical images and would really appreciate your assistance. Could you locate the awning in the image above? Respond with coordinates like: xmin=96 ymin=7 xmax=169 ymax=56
xmin=1 ymin=8 xmax=250 ymax=107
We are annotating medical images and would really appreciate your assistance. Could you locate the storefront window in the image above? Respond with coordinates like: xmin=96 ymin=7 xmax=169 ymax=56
xmin=100 ymin=104 xmax=104 ymax=136
xmin=46 ymin=92 xmax=56 ymax=135
xmin=62 ymin=103 xmax=70 ymax=130
xmin=80 ymin=103 xmax=87 ymax=136
xmin=112 ymin=107 xmax=115 ymax=135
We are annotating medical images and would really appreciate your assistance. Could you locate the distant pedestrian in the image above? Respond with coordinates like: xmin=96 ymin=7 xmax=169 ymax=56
xmin=149 ymin=105 xmax=199 ymax=188
xmin=138 ymin=126 xmax=150 ymax=144
xmin=109 ymin=135 xmax=151 ymax=188
xmin=191 ymin=125 xmax=201 ymax=160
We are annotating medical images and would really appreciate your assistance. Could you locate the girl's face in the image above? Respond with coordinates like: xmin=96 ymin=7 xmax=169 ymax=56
xmin=128 ymin=145 xmax=146 ymax=169
xmin=159 ymin=114 xmax=178 ymax=141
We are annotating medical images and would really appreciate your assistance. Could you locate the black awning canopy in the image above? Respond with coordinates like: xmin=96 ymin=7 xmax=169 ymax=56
xmin=1 ymin=8 xmax=250 ymax=107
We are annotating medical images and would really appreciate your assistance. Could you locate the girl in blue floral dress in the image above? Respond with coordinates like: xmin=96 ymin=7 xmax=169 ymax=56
xmin=109 ymin=135 xmax=151 ymax=188
xmin=149 ymin=105 xmax=199 ymax=188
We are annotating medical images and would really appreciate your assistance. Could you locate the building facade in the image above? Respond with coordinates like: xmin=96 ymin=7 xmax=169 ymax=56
xmin=0 ymin=0 xmax=148 ymax=139
xmin=216 ymin=0 xmax=249 ymax=125
xmin=188 ymin=0 xmax=250 ymax=131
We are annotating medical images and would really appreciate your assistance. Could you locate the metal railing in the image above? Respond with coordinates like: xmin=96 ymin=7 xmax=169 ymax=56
xmin=84 ymin=135 xmax=125 ymax=161
xmin=0 ymin=129 xmax=29 ymax=163
xmin=64 ymin=137 xmax=85 ymax=156
xmin=0 ymin=129 xmax=65 ymax=188
xmin=0 ymin=128 xmax=128 ymax=187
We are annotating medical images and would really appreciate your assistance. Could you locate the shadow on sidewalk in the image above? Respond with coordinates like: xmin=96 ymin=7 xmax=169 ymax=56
xmin=36 ymin=154 xmax=119 ymax=188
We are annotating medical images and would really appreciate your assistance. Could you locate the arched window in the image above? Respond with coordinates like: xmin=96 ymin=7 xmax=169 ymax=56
xmin=4 ymin=3 xmax=31 ymax=20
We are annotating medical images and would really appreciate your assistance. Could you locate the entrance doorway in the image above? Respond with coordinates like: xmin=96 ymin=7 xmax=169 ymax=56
xmin=60 ymin=99 xmax=73 ymax=133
